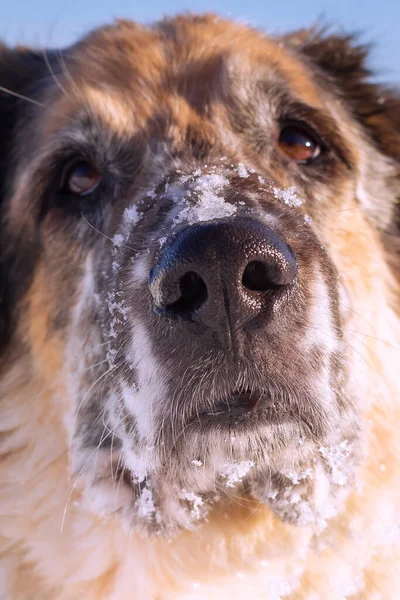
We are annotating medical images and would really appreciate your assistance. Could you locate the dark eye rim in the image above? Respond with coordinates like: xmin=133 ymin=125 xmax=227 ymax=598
xmin=60 ymin=159 xmax=102 ymax=197
xmin=277 ymin=119 xmax=326 ymax=164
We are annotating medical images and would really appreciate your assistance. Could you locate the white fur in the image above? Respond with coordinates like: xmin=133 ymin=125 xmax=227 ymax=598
xmin=123 ymin=320 xmax=167 ymax=443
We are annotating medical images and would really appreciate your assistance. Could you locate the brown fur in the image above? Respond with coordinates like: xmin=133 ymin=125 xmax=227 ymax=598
xmin=0 ymin=14 xmax=400 ymax=600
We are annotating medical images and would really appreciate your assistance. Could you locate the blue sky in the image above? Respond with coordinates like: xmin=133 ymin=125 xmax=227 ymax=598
xmin=1 ymin=0 xmax=399 ymax=83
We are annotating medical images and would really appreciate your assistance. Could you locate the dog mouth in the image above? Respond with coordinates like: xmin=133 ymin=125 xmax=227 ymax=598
xmin=194 ymin=389 xmax=264 ymax=425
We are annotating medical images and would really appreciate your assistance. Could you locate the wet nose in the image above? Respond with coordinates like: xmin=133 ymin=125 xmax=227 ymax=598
xmin=148 ymin=216 xmax=297 ymax=338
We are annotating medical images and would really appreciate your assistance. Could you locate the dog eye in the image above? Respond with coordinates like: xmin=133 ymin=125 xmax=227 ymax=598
xmin=278 ymin=124 xmax=321 ymax=163
xmin=63 ymin=161 xmax=102 ymax=195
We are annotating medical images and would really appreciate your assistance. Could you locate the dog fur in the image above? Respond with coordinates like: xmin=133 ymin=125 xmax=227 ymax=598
xmin=0 ymin=14 xmax=400 ymax=600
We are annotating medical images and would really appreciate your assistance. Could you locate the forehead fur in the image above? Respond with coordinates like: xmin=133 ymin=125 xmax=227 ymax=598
xmin=51 ymin=14 xmax=327 ymax=125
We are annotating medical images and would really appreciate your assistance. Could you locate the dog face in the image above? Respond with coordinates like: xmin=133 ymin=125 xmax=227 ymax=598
xmin=0 ymin=15 xmax=399 ymax=535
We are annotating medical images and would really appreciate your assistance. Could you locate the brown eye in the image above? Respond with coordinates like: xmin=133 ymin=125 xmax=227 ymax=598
xmin=278 ymin=124 xmax=321 ymax=163
xmin=64 ymin=161 xmax=101 ymax=195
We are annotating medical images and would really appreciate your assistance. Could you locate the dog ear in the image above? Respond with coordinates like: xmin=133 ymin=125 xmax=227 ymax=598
xmin=0 ymin=45 xmax=46 ymax=352
xmin=0 ymin=44 xmax=47 ymax=203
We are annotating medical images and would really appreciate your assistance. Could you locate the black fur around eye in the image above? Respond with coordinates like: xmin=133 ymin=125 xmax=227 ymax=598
xmin=278 ymin=123 xmax=322 ymax=163
xmin=62 ymin=161 xmax=102 ymax=196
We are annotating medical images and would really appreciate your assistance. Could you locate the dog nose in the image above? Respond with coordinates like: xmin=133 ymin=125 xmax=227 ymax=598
xmin=149 ymin=216 xmax=297 ymax=338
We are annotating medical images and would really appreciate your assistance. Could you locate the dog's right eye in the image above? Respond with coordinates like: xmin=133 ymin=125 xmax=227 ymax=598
xmin=62 ymin=161 xmax=102 ymax=196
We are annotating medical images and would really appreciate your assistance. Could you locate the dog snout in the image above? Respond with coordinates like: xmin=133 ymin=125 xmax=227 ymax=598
xmin=148 ymin=216 xmax=298 ymax=340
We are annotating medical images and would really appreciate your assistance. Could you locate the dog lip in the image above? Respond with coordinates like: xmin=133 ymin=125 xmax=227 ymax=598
xmin=196 ymin=390 xmax=262 ymax=423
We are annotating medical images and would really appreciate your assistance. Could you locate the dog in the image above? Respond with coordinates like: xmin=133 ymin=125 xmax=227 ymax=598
xmin=0 ymin=13 xmax=399 ymax=599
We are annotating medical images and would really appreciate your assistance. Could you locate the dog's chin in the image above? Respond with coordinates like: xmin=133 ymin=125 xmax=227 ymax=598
xmin=71 ymin=373 xmax=356 ymax=535
xmin=74 ymin=400 xmax=356 ymax=537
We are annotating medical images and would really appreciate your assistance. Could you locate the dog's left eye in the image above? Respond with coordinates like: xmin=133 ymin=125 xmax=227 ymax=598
xmin=63 ymin=161 xmax=102 ymax=196
xmin=278 ymin=123 xmax=321 ymax=163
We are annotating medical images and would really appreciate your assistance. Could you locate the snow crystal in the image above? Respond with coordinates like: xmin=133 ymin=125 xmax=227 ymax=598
xmin=106 ymin=291 xmax=129 ymax=347
xmin=110 ymin=204 xmax=142 ymax=253
xmin=273 ymin=186 xmax=303 ymax=208
xmin=106 ymin=346 xmax=117 ymax=365
xmin=107 ymin=298 xmax=128 ymax=320
xmin=319 ymin=440 xmax=353 ymax=486
xmin=123 ymin=205 xmax=141 ymax=225
xmin=178 ymin=490 xmax=204 ymax=520
xmin=123 ymin=452 xmax=147 ymax=484
xmin=174 ymin=172 xmax=236 ymax=224
xmin=112 ymin=233 xmax=124 ymax=247
xmin=191 ymin=460 xmax=203 ymax=467
xmin=175 ymin=194 xmax=236 ymax=224
xmin=267 ymin=489 xmax=316 ymax=526
xmin=220 ymin=461 xmax=254 ymax=488
xmin=304 ymin=214 xmax=313 ymax=225
xmin=283 ymin=467 xmax=314 ymax=485
xmin=135 ymin=486 xmax=156 ymax=520
xmin=237 ymin=163 xmax=248 ymax=178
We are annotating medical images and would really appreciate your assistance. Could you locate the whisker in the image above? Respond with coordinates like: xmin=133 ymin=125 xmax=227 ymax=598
xmin=80 ymin=213 xmax=137 ymax=253
xmin=0 ymin=85 xmax=44 ymax=107
xmin=43 ymin=47 xmax=69 ymax=98
xmin=56 ymin=49 xmax=82 ymax=98
xmin=60 ymin=424 xmax=114 ymax=534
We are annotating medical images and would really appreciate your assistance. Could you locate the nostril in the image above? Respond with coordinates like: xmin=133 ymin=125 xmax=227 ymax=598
xmin=242 ymin=260 xmax=278 ymax=291
xmin=150 ymin=219 xmax=297 ymax=324
xmin=166 ymin=271 xmax=208 ymax=315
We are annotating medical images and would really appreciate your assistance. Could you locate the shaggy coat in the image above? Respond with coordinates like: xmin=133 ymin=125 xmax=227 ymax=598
xmin=0 ymin=14 xmax=399 ymax=600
